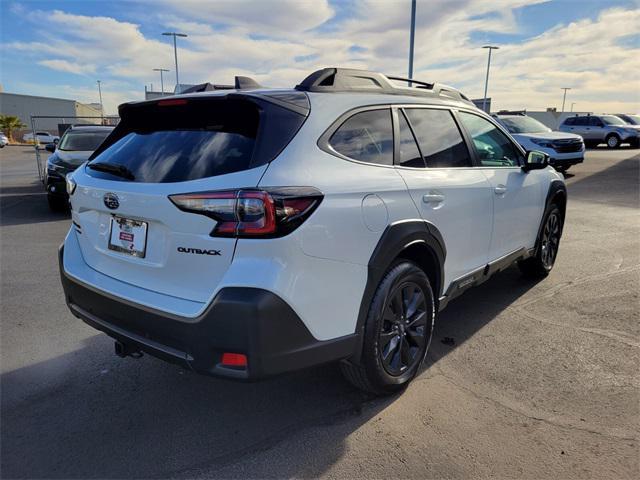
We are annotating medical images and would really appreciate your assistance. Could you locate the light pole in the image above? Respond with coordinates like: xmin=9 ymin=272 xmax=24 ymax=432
xmin=570 ymin=102 xmax=576 ymax=112
xmin=96 ymin=80 xmax=103 ymax=121
xmin=408 ymin=0 xmax=416 ymax=85
xmin=153 ymin=68 xmax=170 ymax=95
xmin=162 ymin=32 xmax=187 ymax=90
xmin=561 ymin=87 xmax=572 ymax=112
xmin=482 ymin=45 xmax=499 ymax=113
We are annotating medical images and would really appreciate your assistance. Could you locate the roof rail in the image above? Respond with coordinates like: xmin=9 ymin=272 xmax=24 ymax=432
xmin=295 ymin=67 xmax=472 ymax=104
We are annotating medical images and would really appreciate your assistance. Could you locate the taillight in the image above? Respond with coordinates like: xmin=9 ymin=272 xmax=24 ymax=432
xmin=169 ymin=188 xmax=323 ymax=238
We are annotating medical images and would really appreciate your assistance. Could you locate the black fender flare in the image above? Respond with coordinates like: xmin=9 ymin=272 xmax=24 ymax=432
xmin=349 ymin=219 xmax=446 ymax=363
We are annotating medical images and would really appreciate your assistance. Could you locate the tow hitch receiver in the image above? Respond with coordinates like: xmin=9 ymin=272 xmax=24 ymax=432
xmin=114 ymin=341 xmax=143 ymax=359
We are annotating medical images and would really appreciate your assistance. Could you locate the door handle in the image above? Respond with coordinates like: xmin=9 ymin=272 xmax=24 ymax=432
xmin=494 ymin=185 xmax=507 ymax=195
xmin=423 ymin=193 xmax=445 ymax=203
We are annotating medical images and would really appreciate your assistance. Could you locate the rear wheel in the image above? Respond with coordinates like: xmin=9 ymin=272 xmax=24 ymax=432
xmin=519 ymin=205 xmax=562 ymax=278
xmin=341 ymin=261 xmax=434 ymax=395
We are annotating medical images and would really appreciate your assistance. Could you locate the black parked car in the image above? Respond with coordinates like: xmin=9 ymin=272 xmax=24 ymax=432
xmin=45 ymin=125 xmax=114 ymax=210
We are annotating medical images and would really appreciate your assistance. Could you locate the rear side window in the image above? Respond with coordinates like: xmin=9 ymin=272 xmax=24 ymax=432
xmin=574 ymin=117 xmax=588 ymax=126
xmin=397 ymin=111 xmax=424 ymax=168
xmin=563 ymin=117 xmax=575 ymax=126
xmin=329 ymin=109 xmax=393 ymax=165
xmin=87 ymin=97 xmax=306 ymax=183
xmin=404 ymin=108 xmax=471 ymax=168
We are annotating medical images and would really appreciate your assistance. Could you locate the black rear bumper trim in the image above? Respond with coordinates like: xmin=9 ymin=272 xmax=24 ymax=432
xmin=59 ymin=245 xmax=358 ymax=380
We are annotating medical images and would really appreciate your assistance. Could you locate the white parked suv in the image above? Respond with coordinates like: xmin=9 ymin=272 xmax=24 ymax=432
xmin=59 ymin=68 xmax=567 ymax=394
xmin=23 ymin=131 xmax=60 ymax=145
xmin=494 ymin=113 xmax=584 ymax=173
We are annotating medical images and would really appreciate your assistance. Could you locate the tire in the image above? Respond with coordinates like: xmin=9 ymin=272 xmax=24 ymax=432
xmin=47 ymin=194 xmax=68 ymax=212
xmin=606 ymin=134 xmax=621 ymax=149
xmin=519 ymin=205 xmax=562 ymax=278
xmin=341 ymin=261 xmax=435 ymax=395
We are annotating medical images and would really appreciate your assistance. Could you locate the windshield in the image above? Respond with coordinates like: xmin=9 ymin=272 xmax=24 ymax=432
xmin=59 ymin=130 xmax=111 ymax=151
xmin=600 ymin=115 xmax=626 ymax=126
xmin=498 ymin=116 xmax=551 ymax=134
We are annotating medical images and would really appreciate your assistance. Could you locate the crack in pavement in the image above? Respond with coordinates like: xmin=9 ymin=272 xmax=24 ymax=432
xmin=418 ymin=373 xmax=637 ymax=442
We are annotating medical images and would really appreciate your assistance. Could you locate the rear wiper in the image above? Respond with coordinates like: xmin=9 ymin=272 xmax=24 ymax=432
xmin=87 ymin=162 xmax=135 ymax=180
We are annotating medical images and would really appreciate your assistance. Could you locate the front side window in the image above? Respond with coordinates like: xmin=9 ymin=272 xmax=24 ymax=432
xmin=600 ymin=115 xmax=626 ymax=126
xmin=404 ymin=108 xmax=471 ymax=168
xmin=329 ymin=109 xmax=393 ymax=165
xmin=458 ymin=112 xmax=523 ymax=167
xmin=589 ymin=116 xmax=604 ymax=127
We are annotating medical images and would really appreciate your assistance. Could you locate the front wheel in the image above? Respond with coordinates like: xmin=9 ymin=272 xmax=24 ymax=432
xmin=606 ymin=134 xmax=621 ymax=148
xmin=341 ymin=261 xmax=435 ymax=395
xmin=519 ymin=205 xmax=562 ymax=278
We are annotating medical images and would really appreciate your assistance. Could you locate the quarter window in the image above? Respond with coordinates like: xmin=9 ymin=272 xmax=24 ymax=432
xmin=458 ymin=112 xmax=523 ymax=167
xmin=404 ymin=108 xmax=471 ymax=168
xmin=397 ymin=111 xmax=424 ymax=168
xmin=329 ymin=109 xmax=393 ymax=165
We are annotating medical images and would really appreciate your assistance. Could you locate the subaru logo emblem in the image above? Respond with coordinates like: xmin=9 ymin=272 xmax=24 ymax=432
xmin=103 ymin=193 xmax=119 ymax=210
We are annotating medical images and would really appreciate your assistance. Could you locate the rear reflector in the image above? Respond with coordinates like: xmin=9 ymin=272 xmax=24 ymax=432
xmin=221 ymin=353 xmax=247 ymax=368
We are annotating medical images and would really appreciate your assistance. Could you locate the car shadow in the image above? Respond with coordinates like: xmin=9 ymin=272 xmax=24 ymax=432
xmin=0 ymin=264 xmax=544 ymax=479
xmin=0 ymin=187 xmax=70 ymax=226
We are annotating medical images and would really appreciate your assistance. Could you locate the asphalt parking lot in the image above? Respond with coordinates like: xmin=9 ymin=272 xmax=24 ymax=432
xmin=1 ymin=146 xmax=638 ymax=479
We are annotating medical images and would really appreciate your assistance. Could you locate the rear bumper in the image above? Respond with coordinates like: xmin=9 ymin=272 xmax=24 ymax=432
xmin=59 ymin=246 xmax=357 ymax=380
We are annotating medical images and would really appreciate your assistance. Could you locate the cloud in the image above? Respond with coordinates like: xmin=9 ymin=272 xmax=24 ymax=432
xmin=38 ymin=59 xmax=96 ymax=75
xmin=2 ymin=1 xmax=639 ymax=114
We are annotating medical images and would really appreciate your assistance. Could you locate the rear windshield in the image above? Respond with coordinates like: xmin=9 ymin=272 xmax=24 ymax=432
xmin=87 ymin=96 xmax=306 ymax=183
xmin=59 ymin=130 xmax=111 ymax=151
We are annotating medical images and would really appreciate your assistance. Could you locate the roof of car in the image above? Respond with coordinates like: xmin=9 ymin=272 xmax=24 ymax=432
xmin=66 ymin=125 xmax=115 ymax=132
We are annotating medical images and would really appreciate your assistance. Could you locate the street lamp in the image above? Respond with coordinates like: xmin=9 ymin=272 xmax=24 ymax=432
xmin=96 ymin=80 xmax=103 ymax=121
xmin=561 ymin=87 xmax=572 ymax=112
xmin=153 ymin=68 xmax=170 ymax=95
xmin=570 ymin=102 xmax=576 ymax=112
xmin=162 ymin=32 xmax=187 ymax=91
xmin=482 ymin=45 xmax=499 ymax=113
xmin=408 ymin=0 xmax=416 ymax=85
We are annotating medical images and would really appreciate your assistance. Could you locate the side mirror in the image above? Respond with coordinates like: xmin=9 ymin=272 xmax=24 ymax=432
xmin=45 ymin=143 xmax=56 ymax=153
xmin=522 ymin=150 xmax=548 ymax=172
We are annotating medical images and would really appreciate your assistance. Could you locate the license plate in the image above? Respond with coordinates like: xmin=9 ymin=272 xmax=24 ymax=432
xmin=108 ymin=216 xmax=148 ymax=258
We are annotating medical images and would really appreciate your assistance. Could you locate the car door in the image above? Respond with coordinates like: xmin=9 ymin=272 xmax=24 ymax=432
xmin=456 ymin=111 xmax=544 ymax=261
xmin=567 ymin=116 xmax=588 ymax=138
xmin=587 ymin=116 xmax=605 ymax=141
xmin=393 ymin=107 xmax=493 ymax=289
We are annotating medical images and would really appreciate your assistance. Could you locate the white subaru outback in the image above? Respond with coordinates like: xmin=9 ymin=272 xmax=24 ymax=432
xmin=59 ymin=68 xmax=566 ymax=395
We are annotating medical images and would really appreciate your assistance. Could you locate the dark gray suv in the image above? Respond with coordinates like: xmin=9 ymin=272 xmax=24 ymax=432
xmin=559 ymin=115 xmax=640 ymax=148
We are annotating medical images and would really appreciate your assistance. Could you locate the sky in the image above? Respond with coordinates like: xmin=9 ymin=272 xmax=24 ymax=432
xmin=1 ymin=0 xmax=639 ymax=115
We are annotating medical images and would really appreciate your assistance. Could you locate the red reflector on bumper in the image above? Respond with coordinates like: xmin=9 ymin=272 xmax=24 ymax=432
xmin=221 ymin=353 xmax=247 ymax=368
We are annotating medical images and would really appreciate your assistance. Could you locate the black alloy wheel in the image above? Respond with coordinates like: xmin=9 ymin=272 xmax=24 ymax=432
xmin=379 ymin=282 xmax=427 ymax=376
xmin=540 ymin=210 xmax=560 ymax=269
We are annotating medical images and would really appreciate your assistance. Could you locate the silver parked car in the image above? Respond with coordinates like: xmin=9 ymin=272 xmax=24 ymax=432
xmin=559 ymin=114 xmax=640 ymax=148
